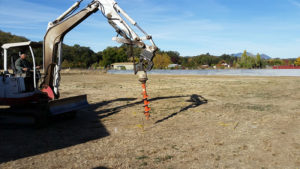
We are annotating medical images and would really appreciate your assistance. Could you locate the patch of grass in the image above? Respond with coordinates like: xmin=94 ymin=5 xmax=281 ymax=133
xmin=140 ymin=162 xmax=147 ymax=166
xmin=215 ymin=155 xmax=221 ymax=161
xmin=154 ymin=155 xmax=174 ymax=163
xmin=171 ymin=145 xmax=179 ymax=150
xmin=224 ymin=103 xmax=273 ymax=112
xmin=165 ymin=155 xmax=174 ymax=160
xmin=154 ymin=157 xmax=161 ymax=163
xmin=224 ymin=103 xmax=241 ymax=109
xmin=246 ymin=104 xmax=272 ymax=111
xmin=136 ymin=155 xmax=149 ymax=160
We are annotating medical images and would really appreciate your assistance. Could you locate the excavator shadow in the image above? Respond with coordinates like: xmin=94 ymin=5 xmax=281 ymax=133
xmin=0 ymin=98 xmax=136 ymax=164
xmin=88 ymin=94 xmax=208 ymax=124
xmin=88 ymin=95 xmax=191 ymax=118
xmin=0 ymin=95 xmax=207 ymax=164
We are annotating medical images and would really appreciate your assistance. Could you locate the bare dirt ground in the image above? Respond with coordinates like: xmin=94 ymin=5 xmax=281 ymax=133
xmin=1 ymin=70 xmax=300 ymax=169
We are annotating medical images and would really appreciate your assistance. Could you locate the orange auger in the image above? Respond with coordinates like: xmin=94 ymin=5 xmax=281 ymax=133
xmin=138 ymin=71 xmax=151 ymax=120
xmin=142 ymin=83 xmax=150 ymax=120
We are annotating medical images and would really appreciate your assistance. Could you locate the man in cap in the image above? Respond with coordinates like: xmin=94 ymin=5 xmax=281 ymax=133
xmin=15 ymin=53 xmax=40 ymax=91
xmin=15 ymin=53 xmax=40 ymax=74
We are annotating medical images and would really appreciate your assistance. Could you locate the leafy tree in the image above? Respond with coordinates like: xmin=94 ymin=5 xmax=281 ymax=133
xmin=256 ymin=53 xmax=262 ymax=68
xmin=61 ymin=60 xmax=71 ymax=68
xmin=100 ymin=46 xmax=128 ymax=67
xmin=100 ymin=47 xmax=117 ymax=67
xmin=62 ymin=44 xmax=96 ymax=68
xmin=295 ymin=57 xmax=300 ymax=66
xmin=91 ymin=62 xmax=99 ymax=69
xmin=165 ymin=51 xmax=180 ymax=64
xmin=268 ymin=59 xmax=284 ymax=66
xmin=237 ymin=50 xmax=265 ymax=69
xmin=219 ymin=54 xmax=237 ymax=65
xmin=241 ymin=50 xmax=248 ymax=62
xmin=0 ymin=30 xmax=28 ymax=47
xmin=153 ymin=53 xmax=171 ymax=69
xmin=239 ymin=50 xmax=253 ymax=68
xmin=116 ymin=47 xmax=128 ymax=62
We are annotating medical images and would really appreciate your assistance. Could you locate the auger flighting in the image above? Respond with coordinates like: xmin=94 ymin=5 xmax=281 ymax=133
xmin=137 ymin=71 xmax=151 ymax=120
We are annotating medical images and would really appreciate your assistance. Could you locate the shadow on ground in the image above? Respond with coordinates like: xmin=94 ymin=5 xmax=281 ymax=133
xmin=89 ymin=95 xmax=207 ymax=120
xmin=0 ymin=94 xmax=207 ymax=164
xmin=0 ymin=98 xmax=128 ymax=163
xmin=155 ymin=94 xmax=208 ymax=124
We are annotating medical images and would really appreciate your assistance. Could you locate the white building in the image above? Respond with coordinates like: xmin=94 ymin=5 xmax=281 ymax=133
xmin=168 ymin=64 xmax=180 ymax=69
xmin=112 ymin=62 xmax=134 ymax=70
xmin=221 ymin=63 xmax=231 ymax=68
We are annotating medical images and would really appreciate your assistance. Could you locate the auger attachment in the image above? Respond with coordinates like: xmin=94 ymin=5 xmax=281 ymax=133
xmin=137 ymin=71 xmax=151 ymax=120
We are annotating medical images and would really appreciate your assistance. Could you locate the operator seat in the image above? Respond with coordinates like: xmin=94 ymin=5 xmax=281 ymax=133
xmin=11 ymin=55 xmax=18 ymax=74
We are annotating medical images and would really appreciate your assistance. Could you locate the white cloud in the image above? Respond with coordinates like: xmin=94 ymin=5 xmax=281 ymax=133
xmin=0 ymin=0 xmax=59 ymax=20
xmin=289 ymin=0 xmax=300 ymax=7
xmin=0 ymin=0 xmax=62 ymax=32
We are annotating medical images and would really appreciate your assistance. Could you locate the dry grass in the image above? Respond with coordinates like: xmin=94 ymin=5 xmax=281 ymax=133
xmin=0 ymin=71 xmax=299 ymax=169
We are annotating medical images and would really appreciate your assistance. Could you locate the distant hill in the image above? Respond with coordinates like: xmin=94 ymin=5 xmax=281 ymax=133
xmin=231 ymin=52 xmax=271 ymax=59
xmin=0 ymin=30 xmax=101 ymax=68
xmin=0 ymin=30 xmax=29 ymax=47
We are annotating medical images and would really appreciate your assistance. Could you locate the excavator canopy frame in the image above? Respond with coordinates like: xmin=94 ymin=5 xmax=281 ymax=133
xmin=1 ymin=41 xmax=42 ymax=89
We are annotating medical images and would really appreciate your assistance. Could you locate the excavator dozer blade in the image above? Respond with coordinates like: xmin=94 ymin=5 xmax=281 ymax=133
xmin=48 ymin=95 xmax=88 ymax=115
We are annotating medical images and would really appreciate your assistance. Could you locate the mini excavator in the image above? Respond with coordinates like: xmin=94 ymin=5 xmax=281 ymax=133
xmin=0 ymin=0 xmax=157 ymax=126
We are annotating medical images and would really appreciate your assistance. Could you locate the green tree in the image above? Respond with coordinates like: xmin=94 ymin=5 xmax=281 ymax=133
xmin=256 ymin=53 xmax=262 ymax=68
xmin=165 ymin=51 xmax=181 ymax=64
xmin=239 ymin=50 xmax=249 ymax=68
xmin=238 ymin=50 xmax=259 ymax=69
xmin=100 ymin=47 xmax=117 ymax=67
xmin=241 ymin=50 xmax=247 ymax=62
xmin=115 ymin=47 xmax=128 ymax=62
xmin=61 ymin=60 xmax=71 ymax=68
xmin=219 ymin=54 xmax=237 ymax=65
xmin=100 ymin=46 xmax=128 ymax=67
xmin=268 ymin=59 xmax=284 ymax=66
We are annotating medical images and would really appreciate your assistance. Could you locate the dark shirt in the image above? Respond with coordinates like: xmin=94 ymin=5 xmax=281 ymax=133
xmin=15 ymin=58 xmax=31 ymax=73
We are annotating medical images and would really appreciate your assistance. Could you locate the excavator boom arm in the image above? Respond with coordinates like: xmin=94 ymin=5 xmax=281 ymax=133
xmin=43 ymin=1 xmax=99 ymax=98
xmin=42 ymin=0 xmax=157 ymax=99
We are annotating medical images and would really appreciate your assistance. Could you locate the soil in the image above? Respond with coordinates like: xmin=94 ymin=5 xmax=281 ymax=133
xmin=1 ymin=71 xmax=299 ymax=169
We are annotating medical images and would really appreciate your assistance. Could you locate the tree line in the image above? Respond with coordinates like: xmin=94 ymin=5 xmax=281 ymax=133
xmin=1 ymin=30 xmax=299 ymax=70
xmin=153 ymin=50 xmax=298 ymax=69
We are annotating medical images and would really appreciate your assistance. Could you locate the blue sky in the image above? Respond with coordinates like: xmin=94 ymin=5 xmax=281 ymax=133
xmin=0 ymin=0 xmax=300 ymax=58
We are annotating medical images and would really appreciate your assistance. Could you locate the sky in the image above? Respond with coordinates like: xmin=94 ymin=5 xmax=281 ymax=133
xmin=0 ymin=0 xmax=300 ymax=58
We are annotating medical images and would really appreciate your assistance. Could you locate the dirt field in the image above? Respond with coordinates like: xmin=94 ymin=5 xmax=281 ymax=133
xmin=1 ymin=71 xmax=299 ymax=169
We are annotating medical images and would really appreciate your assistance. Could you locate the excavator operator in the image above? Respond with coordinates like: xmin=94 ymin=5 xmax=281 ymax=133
xmin=15 ymin=53 xmax=40 ymax=74
xmin=15 ymin=53 xmax=40 ymax=91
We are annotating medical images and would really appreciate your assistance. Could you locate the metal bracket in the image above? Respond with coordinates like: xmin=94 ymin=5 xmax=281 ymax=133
xmin=134 ymin=49 xmax=155 ymax=74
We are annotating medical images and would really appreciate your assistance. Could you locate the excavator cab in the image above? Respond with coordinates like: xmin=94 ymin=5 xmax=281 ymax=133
xmin=1 ymin=41 xmax=41 ymax=91
xmin=0 ymin=41 xmax=88 ymax=127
